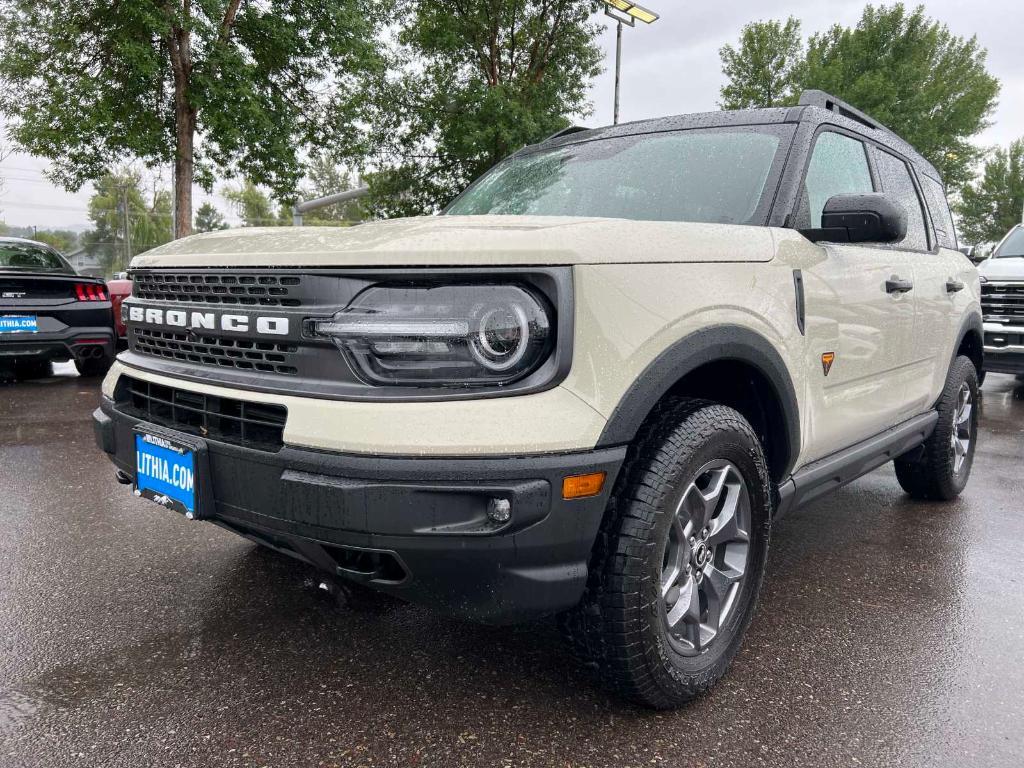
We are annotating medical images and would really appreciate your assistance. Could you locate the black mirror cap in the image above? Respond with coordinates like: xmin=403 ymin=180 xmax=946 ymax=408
xmin=801 ymin=193 xmax=908 ymax=244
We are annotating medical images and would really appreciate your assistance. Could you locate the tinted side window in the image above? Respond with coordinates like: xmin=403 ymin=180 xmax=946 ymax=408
xmin=800 ymin=132 xmax=874 ymax=228
xmin=874 ymin=150 xmax=929 ymax=251
xmin=921 ymin=175 xmax=958 ymax=250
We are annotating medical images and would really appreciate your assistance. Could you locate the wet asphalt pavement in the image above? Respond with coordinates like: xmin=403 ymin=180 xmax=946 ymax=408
xmin=1 ymin=365 xmax=1023 ymax=768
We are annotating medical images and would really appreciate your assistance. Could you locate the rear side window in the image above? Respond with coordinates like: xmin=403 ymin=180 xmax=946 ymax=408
xmin=0 ymin=242 xmax=73 ymax=273
xmin=921 ymin=176 xmax=958 ymax=250
xmin=800 ymin=132 xmax=874 ymax=228
xmin=874 ymin=150 xmax=929 ymax=251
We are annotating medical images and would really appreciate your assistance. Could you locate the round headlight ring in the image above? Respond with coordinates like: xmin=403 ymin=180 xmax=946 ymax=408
xmin=470 ymin=301 xmax=532 ymax=372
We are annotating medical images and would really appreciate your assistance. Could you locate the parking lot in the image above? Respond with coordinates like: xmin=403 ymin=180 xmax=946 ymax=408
xmin=1 ymin=366 xmax=1022 ymax=768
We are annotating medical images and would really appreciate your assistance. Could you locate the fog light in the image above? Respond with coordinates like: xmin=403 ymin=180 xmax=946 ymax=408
xmin=563 ymin=472 xmax=607 ymax=500
xmin=488 ymin=498 xmax=512 ymax=523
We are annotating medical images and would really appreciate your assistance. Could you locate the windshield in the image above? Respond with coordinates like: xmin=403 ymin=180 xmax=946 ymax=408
xmin=447 ymin=127 xmax=785 ymax=225
xmin=995 ymin=228 xmax=1024 ymax=258
xmin=0 ymin=242 xmax=73 ymax=273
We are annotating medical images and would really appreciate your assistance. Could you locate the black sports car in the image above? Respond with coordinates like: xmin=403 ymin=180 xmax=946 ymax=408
xmin=0 ymin=237 xmax=115 ymax=378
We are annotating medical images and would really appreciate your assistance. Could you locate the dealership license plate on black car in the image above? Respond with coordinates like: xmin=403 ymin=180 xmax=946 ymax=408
xmin=0 ymin=315 xmax=38 ymax=334
xmin=134 ymin=432 xmax=198 ymax=517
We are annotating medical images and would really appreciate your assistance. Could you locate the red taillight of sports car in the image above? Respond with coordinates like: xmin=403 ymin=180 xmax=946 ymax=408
xmin=75 ymin=283 xmax=108 ymax=302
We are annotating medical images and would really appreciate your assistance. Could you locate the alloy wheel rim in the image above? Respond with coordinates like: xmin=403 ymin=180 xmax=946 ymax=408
xmin=660 ymin=459 xmax=751 ymax=656
xmin=951 ymin=382 xmax=973 ymax=474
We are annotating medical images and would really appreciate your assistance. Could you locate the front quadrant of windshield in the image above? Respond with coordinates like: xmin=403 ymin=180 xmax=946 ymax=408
xmin=447 ymin=127 xmax=785 ymax=226
xmin=995 ymin=228 xmax=1024 ymax=258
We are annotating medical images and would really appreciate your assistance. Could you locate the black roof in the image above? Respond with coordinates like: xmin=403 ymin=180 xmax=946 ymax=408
xmin=532 ymin=91 xmax=942 ymax=183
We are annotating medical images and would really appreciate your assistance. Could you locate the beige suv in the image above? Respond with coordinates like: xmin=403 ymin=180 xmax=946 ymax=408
xmin=94 ymin=91 xmax=982 ymax=709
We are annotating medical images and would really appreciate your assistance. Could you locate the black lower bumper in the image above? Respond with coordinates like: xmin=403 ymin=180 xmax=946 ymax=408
xmin=983 ymin=351 xmax=1024 ymax=375
xmin=94 ymin=397 xmax=625 ymax=624
xmin=0 ymin=327 xmax=114 ymax=364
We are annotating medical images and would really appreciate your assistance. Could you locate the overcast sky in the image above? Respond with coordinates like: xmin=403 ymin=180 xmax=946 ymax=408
xmin=1 ymin=0 xmax=1020 ymax=234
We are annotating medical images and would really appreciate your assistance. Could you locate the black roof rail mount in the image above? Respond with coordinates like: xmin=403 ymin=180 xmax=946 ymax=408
xmin=543 ymin=125 xmax=591 ymax=143
xmin=799 ymin=89 xmax=882 ymax=131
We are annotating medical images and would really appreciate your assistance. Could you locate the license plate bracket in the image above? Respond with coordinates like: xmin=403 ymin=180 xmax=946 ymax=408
xmin=132 ymin=427 xmax=212 ymax=519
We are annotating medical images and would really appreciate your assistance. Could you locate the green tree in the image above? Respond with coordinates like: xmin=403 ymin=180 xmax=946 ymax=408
xmin=296 ymin=153 xmax=362 ymax=225
xmin=364 ymin=0 xmax=603 ymax=217
xmin=32 ymin=230 xmax=79 ymax=253
xmin=719 ymin=18 xmax=804 ymax=109
xmin=81 ymin=171 xmax=173 ymax=274
xmin=956 ymin=139 xmax=1024 ymax=244
xmin=718 ymin=5 xmax=999 ymax=190
xmin=194 ymin=202 xmax=229 ymax=233
xmin=222 ymin=181 xmax=282 ymax=227
xmin=0 ymin=1 xmax=387 ymax=238
xmin=800 ymin=3 xmax=999 ymax=190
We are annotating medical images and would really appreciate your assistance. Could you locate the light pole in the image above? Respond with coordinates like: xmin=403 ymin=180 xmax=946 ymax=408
xmin=601 ymin=1 xmax=660 ymax=125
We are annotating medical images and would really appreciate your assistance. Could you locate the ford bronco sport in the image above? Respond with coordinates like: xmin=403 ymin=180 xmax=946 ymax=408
xmin=94 ymin=91 xmax=982 ymax=709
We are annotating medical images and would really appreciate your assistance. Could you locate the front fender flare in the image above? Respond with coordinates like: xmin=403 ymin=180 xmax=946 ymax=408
xmin=595 ymin=325 xmax=801 ymax=478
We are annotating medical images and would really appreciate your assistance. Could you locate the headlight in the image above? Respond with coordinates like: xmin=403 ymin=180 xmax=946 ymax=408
xmin=313 ymin=284 xmax=554 ymax=387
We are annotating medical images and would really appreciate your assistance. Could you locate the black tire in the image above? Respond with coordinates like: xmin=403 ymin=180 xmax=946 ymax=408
xmin=894 ymin=356 xmax=978 ymax=501
xmin=75 ymin=353 xmax=112 ymax=378
xmin=977 ymin=370 xmax=987 ymax=387
xmin=559 ymin=398 xmax=771 ymax=709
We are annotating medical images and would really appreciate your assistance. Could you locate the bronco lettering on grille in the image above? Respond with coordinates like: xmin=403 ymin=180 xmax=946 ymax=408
xmin=127 ymin=305 xmax=290 ymax=336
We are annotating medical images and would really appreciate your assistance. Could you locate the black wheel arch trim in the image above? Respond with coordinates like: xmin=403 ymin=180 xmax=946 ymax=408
xmin=595 ymin=325 xmax=802 ymax=478
xmin=947 ymin=310 xmax=984 ymax=389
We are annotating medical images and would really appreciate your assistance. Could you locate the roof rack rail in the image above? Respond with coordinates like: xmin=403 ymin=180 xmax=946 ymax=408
xmin=542 ymin=125 xmax=591 ymax=143
xmin=798 ymin=90 xmax=881 ymax=131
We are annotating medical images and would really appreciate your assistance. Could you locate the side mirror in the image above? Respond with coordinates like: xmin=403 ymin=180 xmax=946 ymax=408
xmin=800 ymin=193 xmax=907 ymax=244
xmin=960 ymin=246 xmax=987 ymax=264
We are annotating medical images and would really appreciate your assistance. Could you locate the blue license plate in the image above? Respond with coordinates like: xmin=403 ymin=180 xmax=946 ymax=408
xmin=134 ymin=433 xmax=197 ymax=516
xmin=0 ymin=315 xmax=38 ymax=334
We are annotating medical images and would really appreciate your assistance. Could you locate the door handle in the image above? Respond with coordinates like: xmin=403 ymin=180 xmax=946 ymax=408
xmin=946 ymin=279 xmax=965 ymax=293
xmin=885 ymin=277 xmax=914 ymax=294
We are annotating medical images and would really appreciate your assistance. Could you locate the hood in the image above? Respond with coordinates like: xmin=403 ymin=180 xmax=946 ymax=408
xmin=130 ymin=215 xmax=775 ymax=269
xmin=978 ymin=256 xmax=1024 ymax=281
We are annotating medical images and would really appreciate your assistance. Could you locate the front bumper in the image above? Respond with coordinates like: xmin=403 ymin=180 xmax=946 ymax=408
xmin=94 ymin=398 xmax=625 ymax=624
xmin=983 ymin=323 xmax=1024 ymax=375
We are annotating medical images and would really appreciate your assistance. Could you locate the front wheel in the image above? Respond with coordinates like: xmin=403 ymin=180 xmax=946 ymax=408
xmin=894 ymin=355 xmax=979 ymax=500
xmin=559 ymin=399 xmax=771 ymax=709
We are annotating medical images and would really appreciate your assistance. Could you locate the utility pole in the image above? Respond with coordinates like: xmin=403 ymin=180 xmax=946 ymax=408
xmin=117 ymin=184 xmax=131 ymax=272
xmin=614 ymin=20 xmax=623 ymax=125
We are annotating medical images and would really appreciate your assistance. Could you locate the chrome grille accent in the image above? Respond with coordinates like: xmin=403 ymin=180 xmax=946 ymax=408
xmin=981 ymin=281 xmax=1024 ymax=323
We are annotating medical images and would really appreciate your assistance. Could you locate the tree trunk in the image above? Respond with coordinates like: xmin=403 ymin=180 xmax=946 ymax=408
xmin=173 ymin=104 xmax=195 ymax=239
xmin=169 ymin=5 xmax=195 ymax=239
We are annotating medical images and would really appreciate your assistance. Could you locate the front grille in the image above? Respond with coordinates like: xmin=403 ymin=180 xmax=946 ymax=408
xmin=982 ymin=282 xmax=1024 ymax=322
xmin=115 ymin=376 xmax=287 ymax=452
xmin=134 ymin=328 xmax=299 ymax=376
xmin=133 ymin=272 xmax=302 ymax=306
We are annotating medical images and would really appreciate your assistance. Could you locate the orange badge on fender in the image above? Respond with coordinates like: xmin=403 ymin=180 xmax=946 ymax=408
xmin=821 ymin=352 xmax=835 ymax=377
